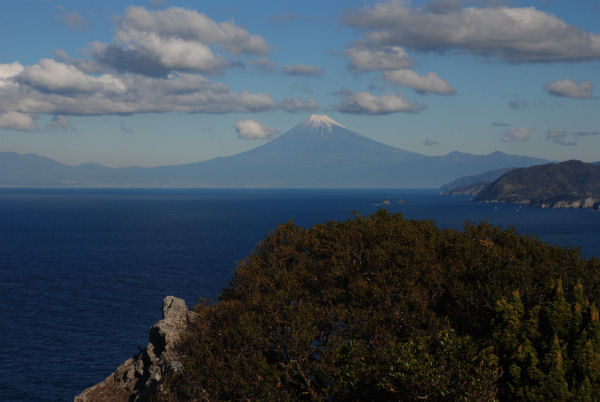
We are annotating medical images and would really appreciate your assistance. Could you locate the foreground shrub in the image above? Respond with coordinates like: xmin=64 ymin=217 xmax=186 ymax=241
xmin=162 ymin=210 xmax=600 ymax=401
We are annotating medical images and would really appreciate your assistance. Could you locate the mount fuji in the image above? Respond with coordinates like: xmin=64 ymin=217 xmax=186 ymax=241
xmin=0 ymin=115 xmax=548 ymax=187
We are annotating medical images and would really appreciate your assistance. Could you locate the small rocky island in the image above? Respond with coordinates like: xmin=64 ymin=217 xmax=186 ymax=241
xmin=475 ymin=160 xmax=600 ymax=210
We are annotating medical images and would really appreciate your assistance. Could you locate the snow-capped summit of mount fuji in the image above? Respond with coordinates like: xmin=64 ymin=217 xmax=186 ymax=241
xmin=301 ymin=114 xmax=346 ymax=132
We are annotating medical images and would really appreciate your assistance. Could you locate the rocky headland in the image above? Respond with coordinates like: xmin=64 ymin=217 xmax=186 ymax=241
xmin=74 ymin=296 xmax=195 ymax=402
xmin=475 ymin=160 xmax=600 ymax=210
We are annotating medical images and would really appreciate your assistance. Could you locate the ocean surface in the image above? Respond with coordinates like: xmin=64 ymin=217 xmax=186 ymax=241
xmin=0 ymin=188 xmax=599 ymax=401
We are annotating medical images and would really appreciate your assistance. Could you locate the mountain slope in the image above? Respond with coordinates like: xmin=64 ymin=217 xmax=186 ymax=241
xmin=440 ymin=167 xmax=517 ymax=194
xmin=140 ymin=116 xmax=547 ymax=187
xmin=0 ymin=115 xmax=550 ymax=188
xmin=476 ymin=160 xmax=600 ymax=209
xmin=233 ymin=114 xmax=425 ymax=166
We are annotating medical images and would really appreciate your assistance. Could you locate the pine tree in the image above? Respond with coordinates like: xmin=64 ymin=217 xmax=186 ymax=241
xmin=541 ymin=335 xmax=571 ymax=400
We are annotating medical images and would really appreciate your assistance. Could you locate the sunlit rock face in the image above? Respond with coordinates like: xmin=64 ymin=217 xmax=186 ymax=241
xmin=74 ymin=296 xmax=195 ymax=402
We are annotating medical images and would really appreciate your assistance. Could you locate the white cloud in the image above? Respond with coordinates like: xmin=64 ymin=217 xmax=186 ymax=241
xmin=544 ymin=79 xmax=593 ymax=99
xmin=343 ymin=1 xmax=600 ymax=62
xmin=234 ymin=119 xmax=277 ymax=140
xmin=17 ymin=59 xmax=125 ymax=94
xmin=0 ymin=7 xmax=319 ymax=126
xmin=502 ymin=127 xmax=533 ymax=142
xmin=0 ymin=62 xmax=24 ymax=88
xmin=118 ymin=6 xmax=269 ymax=55
xmin=281 ymin=64 xmax=325 ymax=76
xmin=337 ymin=91 xmax=425 ymax=115
xmin=89 ymin=42 xmax=173 ymax=77
xmin=90 ymin=6 xmax=270 ymax=76
xmin=0 ymin=112 xmax=36 ymax=131
xmin=107 ymin=33 xmax=226 ymax=73
xmin=384 ymin=69 xmax=456 ymax=95
xmin=0 ymin=62 xmax=24 ymax=80
xmin=0 ymin=67 xmax=315 ymax=116
xmin=347 ymin=46 xmax=413 ymax=71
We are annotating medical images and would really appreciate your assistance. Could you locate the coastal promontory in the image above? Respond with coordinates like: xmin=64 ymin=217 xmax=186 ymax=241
xmin=475 ymin=160 xmax=600 ymax=210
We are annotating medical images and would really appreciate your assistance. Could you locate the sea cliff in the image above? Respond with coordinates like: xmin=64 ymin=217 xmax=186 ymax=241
xmin=74 ymin=296 xmax=194 ymax=402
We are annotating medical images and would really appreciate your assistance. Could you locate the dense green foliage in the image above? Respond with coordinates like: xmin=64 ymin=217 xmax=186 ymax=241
xmin=162 ymin=210 xmax=600 ymax=401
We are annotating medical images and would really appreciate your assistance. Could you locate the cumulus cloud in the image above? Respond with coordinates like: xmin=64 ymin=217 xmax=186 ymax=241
xmin=91 ymin=37 xmax=226 ymax=76
xmin=347 ymin=46 xmax=413 ymax=71
xmin=544 ymin=79 xmax=594 ymax=99
xmin=56 ymin=6 xmax=90 ymax=31
xmin=89 ymin=43 xmax=173 ymax=77
xmin=17 ymin=59 xmax=125 ymax=94
xmin=384 ymin=69 xmax=456 ymax=95
xmin=0 ymin=112 xmax=36 ymax=131
xmin=546 ymin=130 xmax=599 ymax=146
xmin=502 ymin=127 xmax=533 ymax=142
xmin=235 ymin=119 xmax=277 ymax=140
xmin=0 ymin=65 xmax=315 ymax=116
xmin=0 ymin=62 xmax=24 ymax=79
xmin=281 ymin=64 xmax=325 ymax=77
xmin=0 ymin=62 xmax=24 ymax=89
xmin=89 ymin=6 xmax=270 ymax=76
xmin=343 ymin=1 xmax=600 ymax=62
xmin=0 ymin=6 xmax=320 ymax=127
xmin=337 ymin=91 xmax=425 ymax=115
xmin=118 ymin=7 xmax=269 ymax=55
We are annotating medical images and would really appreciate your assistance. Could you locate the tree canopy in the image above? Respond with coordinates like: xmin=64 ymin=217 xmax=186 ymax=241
xmin=161 ymin=210 xmax=600 ymax=401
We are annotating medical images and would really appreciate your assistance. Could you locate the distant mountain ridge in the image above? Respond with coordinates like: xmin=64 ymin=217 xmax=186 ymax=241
xmin=440 ymin=167 xmax=516 ymax=194
xmin=0 ymin=115 xmax=549 ymax=188
xmin=476 ymin=160 xmax=600 ymax=210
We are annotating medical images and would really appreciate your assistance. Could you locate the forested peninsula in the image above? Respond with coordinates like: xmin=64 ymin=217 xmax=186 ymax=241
xmin=475 ymin=160 xmax=600 ymax=210
xmin=76 ymin=210 xmax=600 ymax=401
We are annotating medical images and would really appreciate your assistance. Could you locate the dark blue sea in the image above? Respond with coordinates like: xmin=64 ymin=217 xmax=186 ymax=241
xmin=1 ymin=188 xmax=599 ymax=401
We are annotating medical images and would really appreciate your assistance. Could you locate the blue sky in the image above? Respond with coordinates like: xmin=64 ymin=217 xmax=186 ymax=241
xmin=0 ymin=0 xmax=598 ymax=167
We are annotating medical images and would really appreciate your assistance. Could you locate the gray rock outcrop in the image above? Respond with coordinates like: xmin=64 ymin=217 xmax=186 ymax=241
xmin=75 ymin=296 xmax=195 ymax=402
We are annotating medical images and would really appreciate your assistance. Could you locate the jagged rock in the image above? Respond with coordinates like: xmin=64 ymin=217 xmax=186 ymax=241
xmin=75 ymin=296 xmax=195 ymax=402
